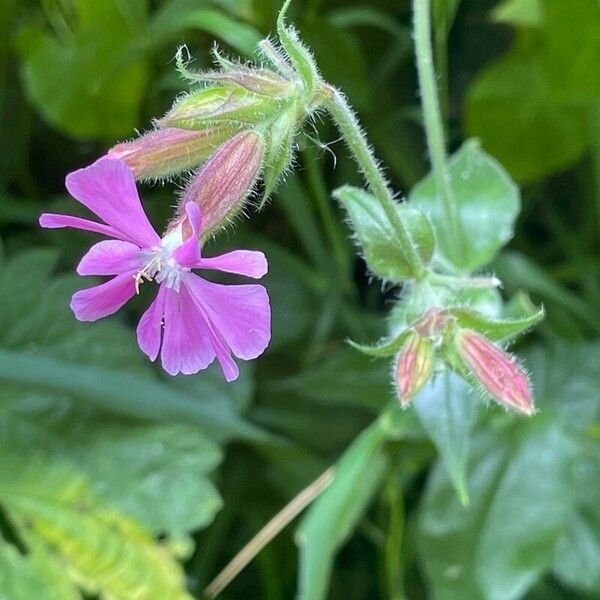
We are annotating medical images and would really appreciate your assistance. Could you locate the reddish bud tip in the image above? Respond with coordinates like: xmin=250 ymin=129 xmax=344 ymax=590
xmin=108 ymin=127 xmax=233 ymax=180
xmin=180 ymin=131 xmax=265 ymax=235
xmin=455 ymin=329 xmax=534 ymax=415
xmin=395 ymin=333 xmax=434 ymax=408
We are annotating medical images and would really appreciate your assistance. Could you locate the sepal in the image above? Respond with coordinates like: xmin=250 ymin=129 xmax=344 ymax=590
xmin=277 ymin=0 xmax=320 ymax=99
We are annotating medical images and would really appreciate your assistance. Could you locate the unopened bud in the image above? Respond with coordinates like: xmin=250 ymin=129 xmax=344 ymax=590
xmin=395 ymin=332 xmax=434 ymax=408
xmin=455 ymin=329 xmax=534 ymax=415
xmin=179 ymin=131 xmax=265 ymax=236
xmin=108 ymin=127 xmax=234 ymax=180
xmin=160 ymin=86 xmax=284 ymax=131
xmin=198 ymin=69 xmax=295 ymax=98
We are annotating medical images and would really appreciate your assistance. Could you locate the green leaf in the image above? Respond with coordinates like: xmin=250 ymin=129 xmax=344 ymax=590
xmin=542 ymin=0 xmax=600 ymax=103
xmin=0 ymin=450 xmax=193 ymax=599
xmin=417 ymin=342 xmax=600 ymax=599
xmin=296 ymin=417 xmax=390 ymax=600
xmin=0 ymin=250 xmax=263 ymax=442
xmin=273 ymin=346 xmax=393 ymax=410
xmin=522 ymin=342 xmax=600 ymax=430
xmin=149 ymin=1 xmax=262 ymax=56
xmin=335 ymin=185 xmax=434 ymax=281
xmin=16 ymin=0 xmax=149 ymax=140
xmin=0 ymin=348 xmax=261 ymax=441
xmin=0 ymin=539 xmax=78 ymax=600
xmin=553 ymin=440 xmax=600 ymax=593
xmin=525 ymin=343 xmax=600 ymax=592
xmin=410 ymin=139 xmax=520 ymax=271
xmin=492 ymin=0 xmax=542 ymax=27
xmin=450 ymin=304 xmax=544 ymax=341
xmin=413 ymin=372 xmax=477 ymax=505
xmin=494 ymin=251 xmax=600 ymax=335
xmin=418 ymin=415 xmax=578 ymax=600
xmin=466 ymin=33 xmax=589 ymax=182
xmin=4 ymin=415 xmax=223 ymax=537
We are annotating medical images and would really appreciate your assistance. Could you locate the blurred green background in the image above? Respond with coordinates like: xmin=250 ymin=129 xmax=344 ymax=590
xmin=1 ymin=0 xmax=599 ymax=598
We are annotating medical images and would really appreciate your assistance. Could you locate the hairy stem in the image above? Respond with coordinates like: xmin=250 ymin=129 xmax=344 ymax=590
xmin=413 ymin=0 xmax=464 ymax=263
xmin=325 ymin=88 xmax=428 ymax=280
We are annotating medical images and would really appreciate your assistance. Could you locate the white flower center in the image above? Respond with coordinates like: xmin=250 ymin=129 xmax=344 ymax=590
xmin=134 ymin=224 xmax=191 ymax=293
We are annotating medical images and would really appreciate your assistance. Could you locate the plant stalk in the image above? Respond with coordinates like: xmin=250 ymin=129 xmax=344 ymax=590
xmin=324 ymin=88 xmax=428 ymax=280
xmin=413 ymin=0 xmax=465 ymax=263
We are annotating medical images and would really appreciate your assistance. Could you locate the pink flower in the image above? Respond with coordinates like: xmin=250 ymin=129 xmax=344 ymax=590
xmin=39 ymin=157 xmax=271 ymax=381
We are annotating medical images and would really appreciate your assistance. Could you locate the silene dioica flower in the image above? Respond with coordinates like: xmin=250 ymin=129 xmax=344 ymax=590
xmin=40 ymin=155 xmax=270 ymax=380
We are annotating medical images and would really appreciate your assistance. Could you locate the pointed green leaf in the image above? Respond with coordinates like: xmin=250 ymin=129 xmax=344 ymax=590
xmin=335 ymin=185 xmax=434 ymax=280
xmin=450 ymin=304 xmax=544 ymax=341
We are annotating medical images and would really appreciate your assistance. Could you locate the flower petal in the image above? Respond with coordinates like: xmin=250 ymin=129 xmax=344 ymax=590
xmin=70 ymin=271 xmax=137 ymax=322
xmin=172 ymin=202 xmax=203 ymax=268
xmin=207 ymin=328 xmax=240 ymax=382
xmin=65 ymin=158 xmax=160 ymax=248
xmin=160 ymin=285 xmax=217 ymax=376
xmin=77 ymin=240 xmax=142 ymax=276
xmin=39 ymin=213 xmax=119 ymax=238
xmin=137 ymin=284 xmax=167 ymax=362
xmin=185 ymin=274 xmax=271 ymax=360
xmin=197 ymin=250 xmax=268 ymax=279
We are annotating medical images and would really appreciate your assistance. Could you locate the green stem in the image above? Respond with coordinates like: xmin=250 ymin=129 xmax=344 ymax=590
xmin=325 ymin=88 xmax=428 ymax=280
xmin=413 ymin=0 xmax=464 ymax=263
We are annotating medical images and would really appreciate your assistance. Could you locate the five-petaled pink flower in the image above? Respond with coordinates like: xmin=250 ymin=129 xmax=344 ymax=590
xmin=39 ymin=157 xmax=271 ymax=380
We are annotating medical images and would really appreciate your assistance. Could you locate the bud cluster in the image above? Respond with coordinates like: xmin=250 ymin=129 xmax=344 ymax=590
xmin=106 ymin=19 xmax=330 ymax=237
xmin=359 ymin=305 xmax=541 ymax=415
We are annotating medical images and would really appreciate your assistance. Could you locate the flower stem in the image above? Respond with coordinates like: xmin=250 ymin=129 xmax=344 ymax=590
xmin=413 ymin=0 xmax=465 ymax=264
xmin=325 ymin=87 xmax=427 ymax=280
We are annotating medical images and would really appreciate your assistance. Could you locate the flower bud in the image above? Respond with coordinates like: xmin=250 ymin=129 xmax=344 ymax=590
xmin=454 ymin=329 xmax=534 ymax=415
xmin=394 ymin=332 xmax=434 ymax=407
xmin=160 ymin=86 xmax=285 ymax=131
xmin=108 ymin=127 xmax=234 ymax=180
xmin=197 ymin=69 xmax=296 ymax=98
xmin=179 ymin=131 xmax=265 ymax=236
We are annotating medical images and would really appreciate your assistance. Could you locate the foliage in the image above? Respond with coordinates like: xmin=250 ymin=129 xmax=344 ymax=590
xmin=1 ymin=0 xmax=599 ymax=599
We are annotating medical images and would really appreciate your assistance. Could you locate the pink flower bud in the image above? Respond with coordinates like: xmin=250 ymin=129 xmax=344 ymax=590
xmin=455 ymin=329 xmax=534 ymax=415
xmin=395 ymin=332 xmax=434 ymax=407
xmin=108 ymin=127 xmax=234 ymax=180
xmin=179 ymin=131 xmax=265 ymax=236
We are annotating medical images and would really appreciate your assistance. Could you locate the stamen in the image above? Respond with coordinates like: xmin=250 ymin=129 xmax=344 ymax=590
xmin=134 ymin=255 xmax=162 ymax=294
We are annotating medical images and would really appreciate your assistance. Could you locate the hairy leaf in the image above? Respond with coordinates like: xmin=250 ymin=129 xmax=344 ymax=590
xmin=335 ymin=185 xmax=434 ymax=280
